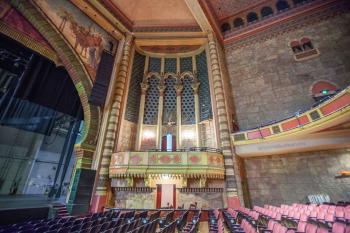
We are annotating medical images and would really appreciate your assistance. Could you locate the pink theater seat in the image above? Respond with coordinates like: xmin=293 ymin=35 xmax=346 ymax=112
xmin=331 ymin=221 xmax=346 ymax=233
xmin=305 ymin=222 xmax=318 ymax=233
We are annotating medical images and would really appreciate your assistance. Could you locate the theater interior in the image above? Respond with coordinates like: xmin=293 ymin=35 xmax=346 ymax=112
xmin=0 ymin=0 xmax=349 ymax=232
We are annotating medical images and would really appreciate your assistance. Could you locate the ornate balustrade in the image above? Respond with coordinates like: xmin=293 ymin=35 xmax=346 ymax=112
xmin=232 ymin=87 xmax=350 ymax=145
xmin=109 ymin=151 xmax=225 ymax=179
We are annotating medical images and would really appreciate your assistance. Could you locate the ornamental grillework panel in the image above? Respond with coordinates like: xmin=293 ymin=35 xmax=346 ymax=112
xmin=180 ymin=57 xmax=192 ymax=73
xmin=196 ymin=51 xmax=213 ymax=121
xmin=148 ymin=57 xmax=161 ymax=73
xmin=143 ymin=76 xmax=160 ymax=125
xmin=181 ymin=76 xmax=195 ymax=125
xmin=163 ymin=77 xmax=177 ymax=125
xmin=125 ymin=52 xmax=145 ymax=123
xmin=164 ymin=58 xmax=177 ymax=73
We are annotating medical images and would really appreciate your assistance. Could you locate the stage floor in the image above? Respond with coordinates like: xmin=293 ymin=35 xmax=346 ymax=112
xmin=0 ymin=194 xmax=65 ymax=209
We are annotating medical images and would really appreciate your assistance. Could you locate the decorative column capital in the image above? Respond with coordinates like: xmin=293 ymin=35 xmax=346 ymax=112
xmin=176 ymin=84 xmax=183 ymax=96
xmin=158 ymin=84 xmax=165 ymax=96
xmin=207 ymin=31 xmax=215 ymax=42
xmin=141 ymin=82 xmax=149 ymax=95
xmin=191 ymin=81 xmax=200 ymax=95
xmin=125 ymin=33 xmax=133 ymax=43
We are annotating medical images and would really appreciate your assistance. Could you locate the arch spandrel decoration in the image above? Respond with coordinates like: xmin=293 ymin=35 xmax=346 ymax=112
xmin=11 ymin=0 xmax=100 ymax=149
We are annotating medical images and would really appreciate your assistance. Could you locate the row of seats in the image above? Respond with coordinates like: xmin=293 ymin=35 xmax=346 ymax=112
xmin=223 ymin=203 xmax=350 ymax=233
xmin=181 ymin=211 xmax=201 ymax=233
xmin=0 ymin=208 xmax=198 ymax=233
xmin=208 ymin=209 xmax=224 ymax=233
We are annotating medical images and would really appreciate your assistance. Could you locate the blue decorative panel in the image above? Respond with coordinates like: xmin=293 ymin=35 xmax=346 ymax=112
xmin=125 ymin=52 xmax=145 ymax=123
xmin=148 ymin=57 xmax=161 ymax=73
xmin=164 ymin=58 xmax=177 ymax=73
xmin=180 ymin=57 xmax=192 ymax=73
xmin=163 ymin=77 xmax=177 ymax=125
xmin=196 ymin=51 xmax=213 ymax=121
xmin=181 ymin=77 xmax=195 ymax=124
xmin=143 ymin=76 xmax=160 ymax=125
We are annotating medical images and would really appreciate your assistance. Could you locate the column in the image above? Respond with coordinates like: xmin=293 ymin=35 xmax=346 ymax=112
xmin=91 ymin=34 xmax=133 ymax=213
xmin=157 ymin=82 xmax=165 ymax=149
xmin=176 ymin=81 xmax=183 ymax=149
xmin=207 ymin=32 xmax=240 ymax=208
xmin=192 ymin=80 xmax=201 ymax=147
xmin=136 ymin=82 xmax=149 ymax=150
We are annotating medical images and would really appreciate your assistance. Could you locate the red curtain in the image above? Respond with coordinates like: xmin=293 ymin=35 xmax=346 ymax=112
xmin=172 ymin=135 xmax=176 ymax=150
xmin=161 ymin=136 xmax=167 ymax=151
xmin=156 ymin=184 xmax=162 ymax=208
xmin=173 ymin=184 xmax=176 ymax=208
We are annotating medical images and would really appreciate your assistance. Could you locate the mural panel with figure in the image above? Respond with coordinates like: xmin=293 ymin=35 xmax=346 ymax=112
xmin=34 ymin=0 xmax=118 ymax=81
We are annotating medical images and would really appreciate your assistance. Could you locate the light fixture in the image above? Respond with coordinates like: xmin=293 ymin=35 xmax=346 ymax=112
xmin=143 ymin=130 xmax=155 ymax=140
xmin=161 ymin=174 xmax=170 ymax=180
xmin=182 ymin=130 xmax=195 ymax=140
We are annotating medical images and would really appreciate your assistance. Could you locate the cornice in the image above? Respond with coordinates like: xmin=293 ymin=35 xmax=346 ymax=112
xmin=224 ymin=0 xmax=350 ymax=49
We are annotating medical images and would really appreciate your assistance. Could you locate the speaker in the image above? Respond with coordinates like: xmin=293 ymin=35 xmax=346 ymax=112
xmin=89 ymin=50 xmax=115 ymax=107
xmin=71 ymin=169 xmax=96 ymax=215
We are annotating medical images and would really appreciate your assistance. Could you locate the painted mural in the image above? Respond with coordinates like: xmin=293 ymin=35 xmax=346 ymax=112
xmin=34 ymin=0 xmax=118 ymax=81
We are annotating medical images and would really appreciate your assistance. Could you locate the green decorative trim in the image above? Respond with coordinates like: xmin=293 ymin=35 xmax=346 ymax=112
xmin=233 ymin=133 xmax=246 ymax=141
xmin=310 ymin=110 xmax=321 ymax=121
xmin=272 ymin=125 xmax=281 ymax=134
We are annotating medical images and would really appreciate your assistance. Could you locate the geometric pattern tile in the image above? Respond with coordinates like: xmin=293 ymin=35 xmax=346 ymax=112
xmin=181 ymin=76 xmax=195 ymax=125
xmin=163 ymin=76 xmax=177 ymax=124
xmin=148 ymin=57 xmax=161 ymax=73
xmin=125 ymin=52 xmax=145 ymax=123
xmin=180 ymin=57 xmax=193 ymax=73
xmin=143 ymin=76 xmax=160 ymax=125
xmin=196 ymin=51 xmax=213 ymax=121
xmin=164 ymin=58 xmax=177 ymax=73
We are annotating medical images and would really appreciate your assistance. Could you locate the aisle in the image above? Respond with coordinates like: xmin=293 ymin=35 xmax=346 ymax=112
xmin=198 ymin=221 xmax=230 ymax=232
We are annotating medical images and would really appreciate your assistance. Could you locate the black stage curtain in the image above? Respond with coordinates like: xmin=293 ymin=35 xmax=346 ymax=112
xmin=16 ymin=56 xmax=83 ymax=120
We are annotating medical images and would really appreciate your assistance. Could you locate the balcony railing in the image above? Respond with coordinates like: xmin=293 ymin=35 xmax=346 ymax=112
xmin=109 ymin=150 xmax=225 ymax=179
xmin=232 ymin=87 xmax=350 ymax=144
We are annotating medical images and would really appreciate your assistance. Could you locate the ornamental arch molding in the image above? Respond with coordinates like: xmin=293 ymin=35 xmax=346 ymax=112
xmin=10 ymin=0 xmax=100 ymax=149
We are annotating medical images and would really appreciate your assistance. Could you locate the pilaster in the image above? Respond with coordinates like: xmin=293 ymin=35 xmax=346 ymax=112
xmin=207 ymin=32 xmax=241 ymax=208
xmin=91 ymin=34 xmax=133 ymax=213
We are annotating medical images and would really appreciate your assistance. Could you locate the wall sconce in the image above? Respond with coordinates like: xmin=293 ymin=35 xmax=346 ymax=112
xmin=182 ymin=130 xmax=195 ymax=140
xmin=143 ymin=130 xmax=155 ymax=140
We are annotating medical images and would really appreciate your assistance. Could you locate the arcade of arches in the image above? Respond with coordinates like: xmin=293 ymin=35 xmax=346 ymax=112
xmin=0 ymin=0 xmax=349 ymax=222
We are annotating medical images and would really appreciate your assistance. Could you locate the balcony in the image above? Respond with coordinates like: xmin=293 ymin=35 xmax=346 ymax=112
xmin=109 ymin=149 xmax=225 ymax=179
xmin=231 ymin=87 xmax=350 ymax=156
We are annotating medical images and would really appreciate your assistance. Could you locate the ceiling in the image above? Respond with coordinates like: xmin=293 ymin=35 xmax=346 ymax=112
xmin=108 ymin=0 xmax=199 ymax=28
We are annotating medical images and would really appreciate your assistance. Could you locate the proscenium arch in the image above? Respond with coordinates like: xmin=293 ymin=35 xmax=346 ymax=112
xmin=11 ymin=0 xmax=100 ymax=148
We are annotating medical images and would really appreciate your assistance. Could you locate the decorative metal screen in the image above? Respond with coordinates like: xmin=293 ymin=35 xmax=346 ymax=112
xmin=196 ymin=51 xmax=213 ymax=121
xmin=181 ymin=77 xmax=195 ymax=124
xmin=125 ymin=52 xmax=145 ymax=123
xmin=164 ymin=58 xmax=177 ymax=73
xmin=180 ymin=57 xmax=192 ymax=73
xmin=163 ymin=77 xmax=177 ymax=125
xmin=143 ymin=76 xmax=160 ymax=125
xmin=148 ymin=57 xmax=161 ymax=73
